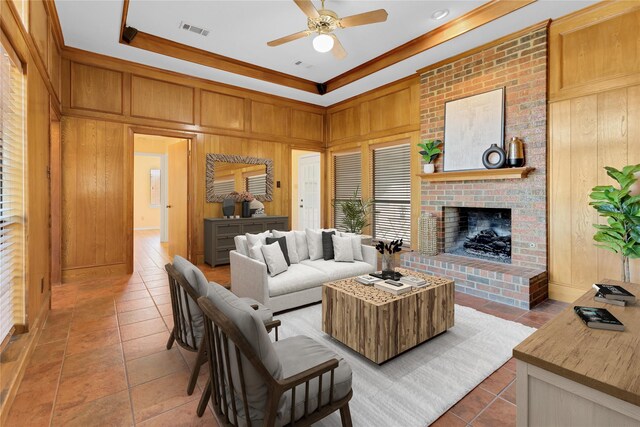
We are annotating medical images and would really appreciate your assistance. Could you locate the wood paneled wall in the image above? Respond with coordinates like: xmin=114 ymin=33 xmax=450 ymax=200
xmin=0 ymin=0 xmax=62 ymax=421
xmin=59 ymin=52 xmax=325 ymax=274
xmin=325 ymin=77 xmax=421 ymax=245
xmin=549 ymin=2 xmax=640 ymax=302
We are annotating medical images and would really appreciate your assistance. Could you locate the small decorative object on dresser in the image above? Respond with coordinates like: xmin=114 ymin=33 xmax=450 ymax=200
xmin=249 ymin=199 xmax=265 ymax=217
xmin=222 ymin=197 xmax=235 ymax=218
xmin=482 ymin=143 xmax=506 ymax=169
xmin=417 ymin=139 xmax=442 ymax=174
xmin=506 ymin=136 xmax=525 ymax=167
xmin=375 ymin=239 xmax=403 ymax=280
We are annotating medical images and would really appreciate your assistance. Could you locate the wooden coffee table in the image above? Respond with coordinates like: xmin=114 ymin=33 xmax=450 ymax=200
xmin=322 ymin=268 xmax=455 ymax=364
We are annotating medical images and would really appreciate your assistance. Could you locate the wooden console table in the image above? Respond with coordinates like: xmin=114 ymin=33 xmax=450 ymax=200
xmin=513 ymin=279 xmax=640 ymax=426
xmin=322 ymin=268 xmax=454 ymax=364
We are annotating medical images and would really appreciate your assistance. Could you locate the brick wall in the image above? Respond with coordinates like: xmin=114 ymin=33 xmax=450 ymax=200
xmin=419 ymin=26 xmax=548 ymax=271
xmin=404 ymin=26 xmax=549 ymax=308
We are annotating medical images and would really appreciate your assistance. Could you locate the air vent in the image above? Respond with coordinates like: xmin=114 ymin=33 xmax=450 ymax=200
xmin=179 ymin=21 xmax=210 ymax=37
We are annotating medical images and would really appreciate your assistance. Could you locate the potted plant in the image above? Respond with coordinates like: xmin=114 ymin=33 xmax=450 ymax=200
xmin=334 ymin=187 xmax=373 ymax=234
xmin=418 ymin=139 xmax=442 ymax=173
xmin=589 ymin=164 xmax=640 ymax=282
xmin=375 ymin=239 xmax=403 ymax=279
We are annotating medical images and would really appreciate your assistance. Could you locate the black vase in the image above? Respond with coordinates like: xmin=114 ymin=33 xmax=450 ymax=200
xmin=222 ymin=198 xmax=235 ymax=217
xmin=241 ymin=201 xmax=251 ymax=218
xmin=482 ymin=144 xmax=506 ymax=169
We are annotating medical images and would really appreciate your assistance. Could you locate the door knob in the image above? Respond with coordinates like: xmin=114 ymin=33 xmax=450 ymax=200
xmin=166 ymin=205 xmax=172 ymax=208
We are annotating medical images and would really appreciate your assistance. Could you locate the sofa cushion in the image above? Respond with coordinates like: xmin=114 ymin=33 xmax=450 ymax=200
xmin=266 ymin=236 xmax=291 ymax=266
xmin=340 ymin=232 xmax=364 ymax=261
xmin=234 ymin=235 xmax=249 ymax=257
xmin=305 ymin=229 xmax=323 ymax=261
xmin=249 ymin=242 xmax=266 ymax=264
xmin=332 ymin=234 xmax=354 ymax=262
xmin=268 ymin=264 xmax=329 ymax=297
xmin=246 ymin=230 xmax=271 ymax=248
xmin=272 ymin=230 xmax=300 ymax=264
xmin=206 ymin=284 xmax=283 ymax=423
xmin=301 ymin=259 xmax=375 ymax=282
xmin=261 ymin=242 xmax=289 ymax=277
xmin=322 ymin=231 xmax=336 ymax=260
xmin=294 ymin=231 xmax=309 ymax=261
xmin=274 ymin=335 xmax=352 ymax=424
xmin=172 ymin=255 xmax=206 ymax=348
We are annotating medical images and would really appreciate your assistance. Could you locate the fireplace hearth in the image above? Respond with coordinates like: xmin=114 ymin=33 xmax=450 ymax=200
xmin=444 ymin=207 xmax=512 ymax=263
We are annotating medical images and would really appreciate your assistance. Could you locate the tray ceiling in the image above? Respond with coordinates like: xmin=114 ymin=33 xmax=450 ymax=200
xmin=55 ymin=0 xmax=596 ymax=106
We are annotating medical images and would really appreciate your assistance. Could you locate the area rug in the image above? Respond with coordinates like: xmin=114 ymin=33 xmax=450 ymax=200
xmin=274 ymin=304 xmax=534 ymax=427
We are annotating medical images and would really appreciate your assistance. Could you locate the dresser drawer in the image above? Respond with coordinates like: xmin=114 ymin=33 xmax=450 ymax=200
xmin=242 ymin=222 xmax=265 ymax=234
xmin=216 ymin=236 xmax=236 ymax=249
xmin=216 ymin=223 xmax=241 ymax=236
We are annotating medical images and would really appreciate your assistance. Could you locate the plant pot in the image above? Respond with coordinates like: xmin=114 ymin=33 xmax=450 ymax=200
xmin=241 ymin=201 xmax=251 ymax=218
xmin=423 ymin=163 xmax=435 ymax=174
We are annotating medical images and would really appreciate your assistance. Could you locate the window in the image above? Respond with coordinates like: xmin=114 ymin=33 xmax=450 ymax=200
xmin=333 ymin=152 xmax=361 ymax=231
xmin=0 ymin=35 xmax=25 ymax=346
xmin=246 ymin=174 xmax=267 ymax=196
xmin=372 ymin=143 xmax=411 ymax=245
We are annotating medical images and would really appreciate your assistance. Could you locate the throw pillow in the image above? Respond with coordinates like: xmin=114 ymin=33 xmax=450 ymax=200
xmin=294 ymin=231 xmax=309 ymax=261
xmin=265 ymin=236 xmax=291 ymax=266
xmin=248 ymin=243 xmax=266 ymax=264
xmin=340 ymin=232 xmax=363 ymax=261
xmin=322 ymin=231 xmax=336 ymax=260
xmin=305 ymin=229 xmax=324 ymax=261
xmin=272 ymin=230 xmax=300 ymax=264
xmin=261 ymin=242 xmax=288 ymax=277
xmin=332 ymin=234 xmax=354 ymax=262
xmin=245 ymin=230 xmax=271 ymax=248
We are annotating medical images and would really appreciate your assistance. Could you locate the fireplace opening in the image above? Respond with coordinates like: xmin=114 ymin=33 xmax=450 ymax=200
xmin=444 ymin=207 xmax=512 ymax=263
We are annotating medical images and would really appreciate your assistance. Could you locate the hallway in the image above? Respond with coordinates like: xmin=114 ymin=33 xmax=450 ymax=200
xmin=5 ymin=231 xmax=227 ymax=426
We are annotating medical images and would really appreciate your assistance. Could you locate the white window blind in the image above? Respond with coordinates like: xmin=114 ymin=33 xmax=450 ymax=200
xmin=333 ymin=152 xmax=361 ymax=231
xmin=213 ymin=179 xmax=234 ymax=195
xmin=372 ymin=144 xmax=411 ymax=245
xmin=0 ymin=35 xmax=25 ymax=345
xmin=246 ymin=174 xmax=266 ymax=195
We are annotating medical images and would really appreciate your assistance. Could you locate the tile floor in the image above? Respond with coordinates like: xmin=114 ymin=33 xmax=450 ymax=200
xmin=5 ymin=231 xmax=567 ymax=426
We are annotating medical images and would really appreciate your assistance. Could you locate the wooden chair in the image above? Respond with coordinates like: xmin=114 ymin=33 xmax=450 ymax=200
xmin=197 ymin=292 xmax=354 ymax=427
xmin=165 ymin=262 xmax=281 ymax=417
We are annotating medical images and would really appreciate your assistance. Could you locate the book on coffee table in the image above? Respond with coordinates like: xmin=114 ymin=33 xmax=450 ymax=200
xmin=399 ymin=275 xmax=428 ymax=287
xmin=574 ymin=306 xmax=625 ymax=331
xmin=592 ymin=284 xmax=636 ymax=302
xmin=374 ymin=280 xmax=413 ymax=295
xmin=355 ymin=275 xmax=383 ymax=286
xmin=594 ymin=291 xmax=626 ymax=307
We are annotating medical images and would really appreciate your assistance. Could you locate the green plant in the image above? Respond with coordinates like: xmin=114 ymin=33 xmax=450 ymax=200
xmin=334 ymin=187 xmax=373 ymax=234
xmin=589 ymin=164 xmax=640 ymax=282
xmin=417 ymin=139 xmax=442 ymax=164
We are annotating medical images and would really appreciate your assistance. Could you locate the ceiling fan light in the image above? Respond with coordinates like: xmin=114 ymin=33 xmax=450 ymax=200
xmin=313 ymin=34 xmax=334 ymax=53
xmin=431 ymin=9 xmax=449 ymax=20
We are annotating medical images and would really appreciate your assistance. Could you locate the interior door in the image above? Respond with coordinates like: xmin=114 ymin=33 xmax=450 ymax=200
xmin=167 ymin=140 xmax=188 ymax=258
xmin=298 ymin=154 xmax=321 ymax=230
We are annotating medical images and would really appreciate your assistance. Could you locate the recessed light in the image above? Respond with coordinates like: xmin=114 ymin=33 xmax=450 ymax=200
xmin=431 ymin=9 xmax=449 ymax=20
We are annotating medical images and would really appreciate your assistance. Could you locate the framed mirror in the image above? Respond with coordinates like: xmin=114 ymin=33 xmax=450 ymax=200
xmin=206 ymin=154 xmax=274 ymax=202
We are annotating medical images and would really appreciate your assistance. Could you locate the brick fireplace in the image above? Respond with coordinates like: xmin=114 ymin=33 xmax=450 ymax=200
xmin=402 ymin=25 xmax=549 ymax=309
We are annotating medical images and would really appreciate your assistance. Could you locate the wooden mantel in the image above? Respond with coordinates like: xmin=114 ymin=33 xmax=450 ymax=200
xmin=418 ymin=166 xmax=534 ymax=182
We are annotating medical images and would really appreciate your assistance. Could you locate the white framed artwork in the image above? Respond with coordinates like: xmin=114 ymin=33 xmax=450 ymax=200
xmin=443 ymin=88 xmax=505 ymax=172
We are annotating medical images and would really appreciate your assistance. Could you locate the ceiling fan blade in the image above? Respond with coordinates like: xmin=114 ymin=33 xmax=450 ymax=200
xmin=331 ymin=34 xmax=347 ymax=60
xmin=294 ymin=0 xmax=320 ymax=19
xmin=267 ymin=30 xmax=310 ymax=47
xmin=339 ymin=9 xmax=388 ymax=28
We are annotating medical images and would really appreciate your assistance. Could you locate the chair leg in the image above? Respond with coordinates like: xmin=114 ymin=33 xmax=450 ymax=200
xmin=187 ymin=343 xmax=207 ymax=395
xmin=166 ymin=327 xmax=175 ymax=350
xmin=339 ymin=403 xmax=353 ymax=427
xmin=197 ymin=379 xmax=212 ymax=417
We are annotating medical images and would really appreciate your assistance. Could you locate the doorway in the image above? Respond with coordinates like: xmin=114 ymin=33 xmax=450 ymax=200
xmin=291 ymin=150 xmax=321 ymax=230
xmin=133 ymin=134 xmax=189 ymax=270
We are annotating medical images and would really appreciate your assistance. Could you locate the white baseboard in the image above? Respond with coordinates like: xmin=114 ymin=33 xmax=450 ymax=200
xmin=134 ymin=227 xmax=160 ymax=231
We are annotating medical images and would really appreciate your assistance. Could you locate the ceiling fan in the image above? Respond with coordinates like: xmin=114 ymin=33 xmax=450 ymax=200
xmin=267 ymin=0 xmax=388 ymax=59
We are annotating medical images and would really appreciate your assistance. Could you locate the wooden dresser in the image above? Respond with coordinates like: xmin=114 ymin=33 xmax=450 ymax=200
xmin=203 ymin=216 xmax=288 ymax=266
xmin=513 ymin=279 xmax=640 ymax=426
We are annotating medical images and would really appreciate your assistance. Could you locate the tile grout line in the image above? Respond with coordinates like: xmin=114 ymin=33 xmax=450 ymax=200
xmin=115 ymin=281 xmax=139 ymax=427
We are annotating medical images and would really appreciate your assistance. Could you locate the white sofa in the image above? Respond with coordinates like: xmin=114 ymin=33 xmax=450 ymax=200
xmin=230 ymin=233 xmax=376 ymax=312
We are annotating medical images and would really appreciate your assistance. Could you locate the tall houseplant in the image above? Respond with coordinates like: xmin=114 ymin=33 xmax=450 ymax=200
xmin=589 ymin=164 xmax=640 ymax=282
xmin=418 ymin=139 xmax=442 ymax=173
xmin=334 ymin=187 xmax=373 ymax=234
